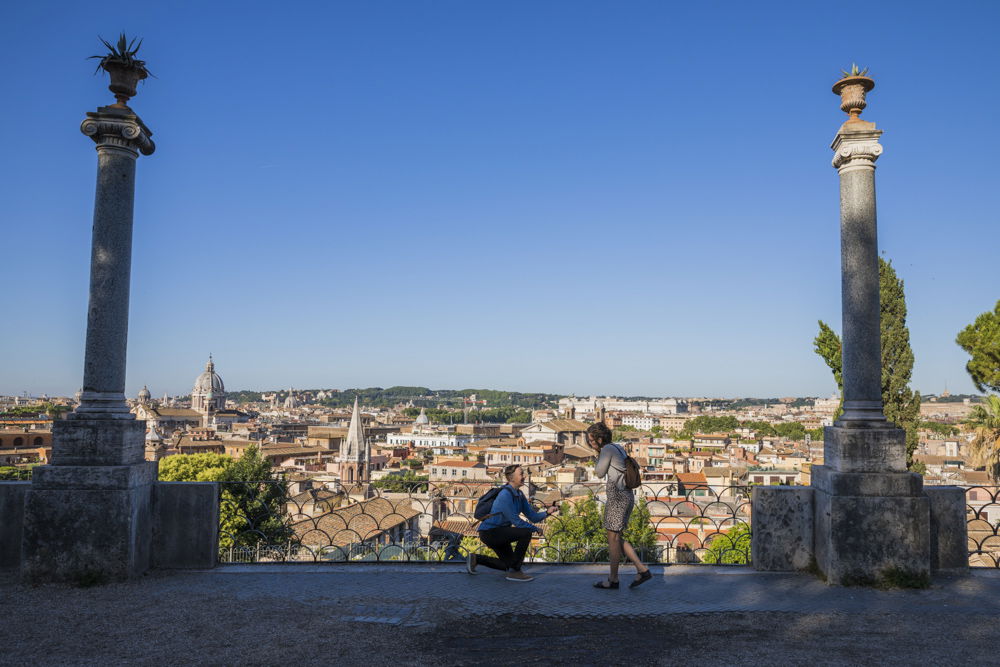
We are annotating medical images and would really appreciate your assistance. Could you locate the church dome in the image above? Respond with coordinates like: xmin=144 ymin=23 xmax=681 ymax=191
xmin=415 ymin=407 xmax=430 ymax=425
xmin=137 ymin=385 xmax=151 ymax=402
xmin=193 ymin=356 xmax=225 ymax=395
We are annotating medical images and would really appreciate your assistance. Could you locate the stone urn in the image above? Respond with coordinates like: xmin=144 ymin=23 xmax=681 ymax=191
xmin=832 ymin=75 xmax=875 ymax=121
xmin=101 ymin=61 xmax=148 ymax=108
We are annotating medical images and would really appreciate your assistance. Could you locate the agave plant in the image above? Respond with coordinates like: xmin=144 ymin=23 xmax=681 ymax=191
xmin=839 ymin=63 xmax=870 ymax=79
xmin=89 ymin=33 xmax=152 ymax=77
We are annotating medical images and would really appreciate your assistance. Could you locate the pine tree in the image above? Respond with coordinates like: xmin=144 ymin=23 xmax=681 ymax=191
xmin=956 ymin=299 xmax=1000 ymax=394
xmin=814 ymin=257 xmax=922 ymax=468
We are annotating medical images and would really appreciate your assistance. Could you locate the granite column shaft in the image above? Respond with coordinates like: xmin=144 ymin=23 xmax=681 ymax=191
xmin=76 ymin=143 xmax=138 ymax=417
xmin=833 ymin=127 xmax=887 ymax=426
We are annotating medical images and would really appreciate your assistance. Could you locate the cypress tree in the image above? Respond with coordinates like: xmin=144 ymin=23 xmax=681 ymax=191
xmin=814 ymin=257 xmax=922 ymax=468
xmin=878 ymin=258 xmax=921 ymax=467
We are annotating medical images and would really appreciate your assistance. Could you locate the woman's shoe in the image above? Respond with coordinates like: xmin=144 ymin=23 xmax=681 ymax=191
xmin=629 ymin=569 xmax=653 ymax=588
xmin=593 ymin=580 xmax=619 ymax=589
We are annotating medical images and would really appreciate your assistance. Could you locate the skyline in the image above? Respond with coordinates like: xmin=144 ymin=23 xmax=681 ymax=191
xmin=2 ymin=1 xmax=998 ymax=398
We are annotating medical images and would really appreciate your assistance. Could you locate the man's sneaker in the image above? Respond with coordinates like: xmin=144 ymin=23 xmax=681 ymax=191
xmin=466 ymin=553 xmax=477 ymax=575
xmin=505 ymin=570 xmax=534 ymax=582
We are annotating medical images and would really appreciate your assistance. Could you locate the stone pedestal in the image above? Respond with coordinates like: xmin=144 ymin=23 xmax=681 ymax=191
xmin=812 ymin=426 xmax=931 ymax=585
xmin=21 ymin=420 xmax=156 ymax=583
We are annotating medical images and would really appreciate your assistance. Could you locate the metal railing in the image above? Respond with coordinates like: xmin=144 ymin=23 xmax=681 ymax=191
xmin=217 ymin=480 xmax=752 ymax=565
xmin=964 ymin=485 xmax=1000 ymax=568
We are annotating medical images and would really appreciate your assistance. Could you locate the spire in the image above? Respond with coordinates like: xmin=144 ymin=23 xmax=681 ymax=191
xmin=343 ymin=396 xmax=367 ymax=463
xmin=206 ymin=354 xmax=214 ymax=372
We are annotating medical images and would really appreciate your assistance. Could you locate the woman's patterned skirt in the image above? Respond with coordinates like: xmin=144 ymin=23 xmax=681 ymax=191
xmin=603 ymin=481 xmax=635 ymax=532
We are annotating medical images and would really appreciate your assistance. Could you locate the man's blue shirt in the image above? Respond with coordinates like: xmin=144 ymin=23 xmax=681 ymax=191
xmin=478 ymin=485 xmax=548 ymax=532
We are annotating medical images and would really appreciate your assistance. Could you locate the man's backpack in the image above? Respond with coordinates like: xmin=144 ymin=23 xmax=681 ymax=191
xmin=474 ymin=485 xmax=513 ymax=521
xmin=615 ymin=444 xmax=643 ymax=490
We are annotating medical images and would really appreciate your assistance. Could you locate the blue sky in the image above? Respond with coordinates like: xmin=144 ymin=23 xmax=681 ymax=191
xmin=1 ymin=1 xmax=997 ymax=398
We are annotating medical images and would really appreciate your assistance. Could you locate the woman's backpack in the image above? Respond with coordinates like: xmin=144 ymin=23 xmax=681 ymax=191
xmin=615 ymin=444 xmax=643 ymax=490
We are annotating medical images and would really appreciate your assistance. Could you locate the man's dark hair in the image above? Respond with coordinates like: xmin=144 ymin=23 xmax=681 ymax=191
xmin=502 ymin=464 xmax=521 ymax=481
xmin=586 ymin=422 xmax=613 ymax=447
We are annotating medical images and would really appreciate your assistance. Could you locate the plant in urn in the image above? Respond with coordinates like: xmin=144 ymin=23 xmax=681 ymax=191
xmin=89 ymin=33 xmax=152 ymax=108
xmin=832 ymin=63 xmax=874 ymax=121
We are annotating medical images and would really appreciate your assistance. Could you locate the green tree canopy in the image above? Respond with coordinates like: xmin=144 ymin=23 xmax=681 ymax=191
xmin=701 ymin=523 xmax=751 ymax=564
xmin=157 ymin=452 xmax=232 ymax=482
xmin=814 ymin=321 xmax=844 ymax=396
xmin=956 ymin=300 xmax=1000 ymax=394
xmin=813 ymin=258 xmax=921 ymax=469
xmin=544 ymin=496 xmax=657 ymax=562
xmin=918 ymin=421 xmax=960 ymax=438
xmin=401 ymin=405 xmax=533 ymax=424
xmin=0 ymin=466 xmax=34 ymax=481
xmin=773 ymin=422 xmax=806 ymax=441
xmin=371 ymin=470 xmax=429 ymax=493
xmin=217 ymin=444 xmax=293 ymax=551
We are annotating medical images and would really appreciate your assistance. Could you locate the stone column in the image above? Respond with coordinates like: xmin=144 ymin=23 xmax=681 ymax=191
xmin=75 ymin=111 xmax=153 ymax=418
xmin=812 ymin=75 xmax=931 ymax=585
xmin=751 ymin=72 xmax=967 ymax=583
xmin=833 ymin=125 xmax=885 ymax=426
xmin=20 ymin=106 xmax=157 ymax=583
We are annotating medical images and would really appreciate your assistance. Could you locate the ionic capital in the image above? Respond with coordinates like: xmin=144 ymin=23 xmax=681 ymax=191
xmin=830 ymin=123 xmax=883 ymax=172
xmin=832 ymin=140 xmax=882 ymax=170
xmin=81 ymin=110 xmax=155 ymax=157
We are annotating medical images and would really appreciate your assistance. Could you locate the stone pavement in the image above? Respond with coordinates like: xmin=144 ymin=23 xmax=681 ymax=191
xmin=4 ymin=565 xmax=1000 ymax=665
xmin=190 ymin=563 xmax=1000 ymax=621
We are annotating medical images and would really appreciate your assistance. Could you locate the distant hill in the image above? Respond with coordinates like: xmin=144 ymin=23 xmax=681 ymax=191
xmin=225 ymin=386 xmax=563 ymax=410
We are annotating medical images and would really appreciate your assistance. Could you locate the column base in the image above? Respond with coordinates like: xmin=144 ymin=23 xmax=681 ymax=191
xmin=72 ymin=391 xmax=133 ymax=419
xmin=823 ymin=424 xmax=907 ymax=473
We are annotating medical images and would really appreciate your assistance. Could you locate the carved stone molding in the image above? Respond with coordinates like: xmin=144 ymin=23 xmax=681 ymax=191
xmin=832 ymin=141 xmax=883 ymax=169
xmin=80 ymin=111 xmax=155 ymax=157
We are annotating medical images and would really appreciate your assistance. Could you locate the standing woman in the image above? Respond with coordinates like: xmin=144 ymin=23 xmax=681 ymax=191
xmin=589 ymin=422 xmax=652 ymax=589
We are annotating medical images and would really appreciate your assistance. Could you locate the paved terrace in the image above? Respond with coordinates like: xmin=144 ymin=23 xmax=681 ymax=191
xmin=4 ymin=565 xmax=1000 ymax=665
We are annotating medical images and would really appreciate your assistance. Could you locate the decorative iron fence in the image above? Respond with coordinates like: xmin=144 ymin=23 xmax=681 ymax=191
xmin=964 ymin=485 xmax=1000 ymax=568
xmin=217 ymin=480 xmax=752 ymax=565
